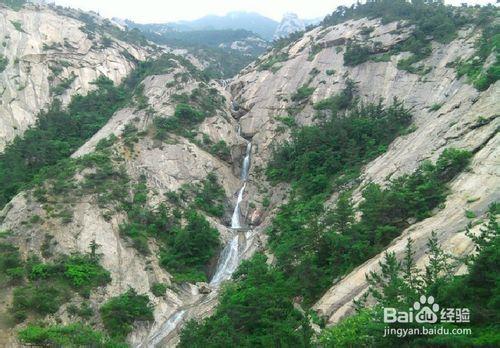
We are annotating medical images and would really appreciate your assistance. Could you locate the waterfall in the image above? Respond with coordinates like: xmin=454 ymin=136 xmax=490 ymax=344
xmin=241 ymin=142 xmax=252 ymax=181
xmin=230 ymin=183 xmax=246 ymax=229
xmin=147 ymin=310 xmax=186 ymax=347
xmin=211 ymin=138 xmax=252 ymax=284
xmin=141 ymin=101 xmax=255 ymax=347
xmin=210 ymin=236 xmax=240 ymax=285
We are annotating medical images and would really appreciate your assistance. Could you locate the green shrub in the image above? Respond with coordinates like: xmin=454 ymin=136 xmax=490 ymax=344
xmin=397 ymin=54 xmax=431 ymax=75
xmin=0 ymin=243 xmax=24 ymax=287
xmin=262 ymin=197 xmax=271 ymax=208
xmin=67 ymin=302 xmax=94 ymax=319
xmin=193 ymin=173 xmax=225 ymax=217
xmin=50 ymin=73 xmax=77 ymax=96
xmin=63 ymin=255 xmax=111 ymax=295
xmin=6 ymin=247 xmax=110 ymax=320
xmin=175 ymin=103 xmax=204 ymax=124
xmin=429 ymin=103 xmax=443 ymax=111
xmin=291 ymin=85 xmax=315 ymax=102
xmin=275 ymin=115 xmax=296 ymax=127
xmin=258 ymin=52 xmax=289 ymax=71
xmin=160 ymin=210 xmax=220 ymax=282
xmin=151 ymin=282 xmax=167 ymax=297
xmin=209 ymin=140 xmax=231 ymax=161
xmin=319 ymin=309 xmax=382 ymax=347
xmin=456 ymin=21 xmax=499 ymax=91
xmin=17 ymin=323 xmax=126 ymax=347
xmin=308 ymin=44 xmax=322 ymax=61
xmin=465 ymin=210 xmax=476 ymax=219
xmin=100 ymin=288 xmax=154 ymax=338
xmin=0 ymin=54 xmax=8 ymax=73
xmin=12 ymin=283 xmax=70 ymax=318
xmin=10 ymin=20 xmax=25 ymax=33
xmin=312 ymin=79 xmax=357 ymax=116
xmin=343 ymin=44 xmax=372 ymax=66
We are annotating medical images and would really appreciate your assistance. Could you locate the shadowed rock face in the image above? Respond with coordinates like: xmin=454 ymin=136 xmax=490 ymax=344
xmin=0 ymin=11 xmax=498 ymax=347
xmin=0 ymin=4 xmax=149 ymax=150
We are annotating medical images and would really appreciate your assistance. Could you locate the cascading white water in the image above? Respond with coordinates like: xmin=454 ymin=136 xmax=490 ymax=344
xmin=231 ymin=182 xmax=246 ymax=229
xmin=241 ymin=142 xmax=252 ymax=181
xmin=212 ymin=139 xmax=252 ymax=284
xmin=144 ymin=105 xmax=254 ymax=347
xmin=146 ymin=310 xmax=186 ymax=347
xmin=210 ymin=236 xmax=239 ymax=285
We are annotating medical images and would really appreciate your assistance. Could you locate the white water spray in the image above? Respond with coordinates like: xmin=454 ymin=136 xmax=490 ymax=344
xmin=146 ymin=310 xmax=186 ymax=347
xmin=211 ymin=139 xmax=252 ymax=285
xmin=231 ymin=183 xmax=246 ymax=229
xmin=210 ymin=236 xmax=240 ymax=285
xmin=241 ymin=142 xmax=252 ymax=181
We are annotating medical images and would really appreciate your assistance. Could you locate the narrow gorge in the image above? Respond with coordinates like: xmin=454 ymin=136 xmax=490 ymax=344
xmin=0 ymin=1 xmax=498 ymax=347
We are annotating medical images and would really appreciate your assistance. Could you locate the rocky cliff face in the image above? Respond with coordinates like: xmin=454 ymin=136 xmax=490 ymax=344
xmin=0 ymin=10 xmax=498 ymax=348
xmin=230 ymin=16 xmax=499 ymax=326
xmin=0 ymin=3 xmax=150 ymax=150
xmin=273 ymin=13 xmax=306 ymax=40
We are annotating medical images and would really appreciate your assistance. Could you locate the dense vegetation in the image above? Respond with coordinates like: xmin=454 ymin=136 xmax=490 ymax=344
xmin=267 ymin=82 xmax=471 ymax=302
xmin=180 ymin=79 xmax=473 ymax=344
xmin=456 ymin=20 xmax=500 ymax=91
xmin=0 ymin=242 xmax=110 ymax=322
xmin=18 ymin=323 xmax=127 ymax=347
xmin=154 ymin=86 xmax=226 ymax=140
xmin=179 ymin=254 xmax=313 ymax=347
xmin=0 ymin=0 xmax=26 ymax=11
xmin=327 ymin=0 xmax=499 ymax=84
xmin=100 ymin=289 xmax=154 ymax=338
xmin=127 ymin=25 xmax=265 ymax=78
xmin=267 ymin=98 xmax=411 ymax=191
xmin=320 ymin=204 xmax=499 ymax=346
xmin=270 ymin=148 xmax=470 ymax=303
xmin=0 ymin=76 xmax=127 ymax=208
xmin=0 ymin=52 xmax=218 ymax=209
xmin=119 ymin=174 xmax=222 ymax=282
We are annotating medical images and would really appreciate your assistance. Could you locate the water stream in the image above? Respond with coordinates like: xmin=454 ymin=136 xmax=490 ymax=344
xmin=143 ymin=112 xmax=253 ymax=347
xmin=241 ymin=142 xmax=252 ymax=181
xmin=213 ymin=139 xmax=252 ymax=283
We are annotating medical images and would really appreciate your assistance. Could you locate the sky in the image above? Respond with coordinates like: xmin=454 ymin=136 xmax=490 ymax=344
xmin=51 ymin=0 xmax=496 ymax=24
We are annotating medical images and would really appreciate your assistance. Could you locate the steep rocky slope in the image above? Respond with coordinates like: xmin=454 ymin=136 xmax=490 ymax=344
xmin=230 ymin=16 xmax=499 ymax=324
xmin=0 ymin=6 xmax=498 ymax=348
xmin=0 ymin=49 xmax=256 ymax=347
xmin=0 ymin=2 xmax=150 ymax=150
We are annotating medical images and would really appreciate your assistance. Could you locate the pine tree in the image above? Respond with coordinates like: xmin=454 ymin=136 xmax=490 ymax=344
xmin=402 ymin=237 xmax=422 ymax=300
xmin=328 ymin=192 xmax=355 ymax=233
xmin=424 ymin=231 xmax=455 ymax=288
